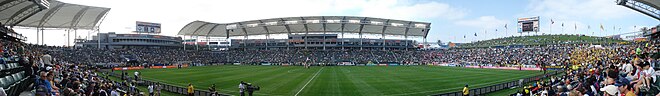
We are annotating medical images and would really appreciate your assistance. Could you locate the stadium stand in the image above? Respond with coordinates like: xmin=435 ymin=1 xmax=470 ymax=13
xmin=36 ymin=41 xmax=659 ymax=96
xmin=459 ymin=35 xmax=628 ymax=48
xmin=11 ymin=35 xmax=655 ymax=96
xmin=0 ymin=22 xmax=36 ymax=96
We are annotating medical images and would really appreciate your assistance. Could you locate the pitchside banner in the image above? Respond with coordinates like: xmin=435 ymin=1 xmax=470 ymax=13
xmin=517 ymin=16 xmax=540 ymax=33
xmin=136 ymin=21 xmax=161 ymax=33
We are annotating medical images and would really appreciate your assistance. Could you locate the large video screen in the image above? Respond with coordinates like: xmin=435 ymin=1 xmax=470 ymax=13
xmin=136 ymin=21 xmax=161 ymax=33
xmin=517 ymin=16 xmax=539 ymax=33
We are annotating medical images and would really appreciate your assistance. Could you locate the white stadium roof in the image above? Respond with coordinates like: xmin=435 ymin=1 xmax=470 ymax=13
xmin=0 ymin=0 xmax=110 ymax=30
xmin=618 ymin=0 xmax=660 ymax=20
xmin=178 ymin=16 xmax=431 ymax=38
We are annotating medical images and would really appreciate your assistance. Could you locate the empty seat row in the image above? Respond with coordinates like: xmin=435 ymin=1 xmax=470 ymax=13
xmin=0 ymin=63 xmax=20 ymax=71
xmin=0 ymin=71 xmax=25 ymax=88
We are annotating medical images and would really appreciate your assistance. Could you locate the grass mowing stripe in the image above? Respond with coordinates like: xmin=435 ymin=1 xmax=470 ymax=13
xmin=372 ymin=66 xmax=520 ymax=94
xmin=385 ymin=72 xmax=541 ymax=96
xmin=160 ymin=66 xmax=273 ymax=81
xmin=295 ymin=67 xmax=324 ymax=96
xmin=188 ymin=66 xmax=295 ymax=95
xmin=373 ymin=67 xmax=425 ymax=94
xmin=341 ymin=67 xmax=384 ymax=95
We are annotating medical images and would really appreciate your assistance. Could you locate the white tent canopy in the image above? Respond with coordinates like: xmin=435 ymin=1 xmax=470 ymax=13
xmin=178 ymin=16 xmax=431 ymax=38
xmin=0 ymin=0 xmax=110 ymax=30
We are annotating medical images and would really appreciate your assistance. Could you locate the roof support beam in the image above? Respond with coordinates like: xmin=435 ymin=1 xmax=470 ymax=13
xmin=91 ymin=8 xmax=111 ymax=29
xmin=238 ymin=22 xmax=248 ymax=50
xmin=301 ymin=17 xmax=308 ymax=49
xmin=340 ymin=16 xmax=346 ymax=50
xmin=259 ymin=20 xmax=269 ymax=50
xmin=191 ymin=23 xmax=211 ymax=36
xmin=38 ymin=3 xmax=65 ymax=27
xmin=358 ymin=17 xmax=368 ymax=50
xmin=281 ymin=18 xmax=291 ymax=50
xmin=7 ymin=4 xmax=39 ymax=26
xmin=321 ymin=16 xmax=326 ymax=50
xmin=404 ymin=22 xmax=412 ymax=50
xmin=0 ymin=0 xmax=29 ymax=13
xmin=381 ymin=20 xmax=389 ymax=50
xmin=206 ymin=24 xmax=221 ymax=37
xmin=70 ymin=6 xmax=91 ymax=29
xmin=424 ymin=24 xmax=431 ymax=38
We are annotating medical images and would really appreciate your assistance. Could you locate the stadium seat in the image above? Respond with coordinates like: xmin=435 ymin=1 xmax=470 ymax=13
xmin=5 ymin=63 xmax=11 ymax=69
xmin=18 ymin=71 xmax=24 ymax=78
xmin=9 ymin=63 xmax=15 ymax=69
xmin=0 ymin=78 xmax=5 ymax=88
xmin=12 ymin=74 xmax=19 ymax=81
xmin=4 ymin=76 xmax=12 ymax=85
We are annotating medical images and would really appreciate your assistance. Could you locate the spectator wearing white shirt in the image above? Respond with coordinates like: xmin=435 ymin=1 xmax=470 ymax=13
xmin=622 ymin=61 xmax=634 ymax=75
xmin=148 ymin=84 xmax=154 ymax=96
xmin=110 ymin=87 xmax=120 ymax=96
xmin=40 ymin=52 xmax=52 ymax=67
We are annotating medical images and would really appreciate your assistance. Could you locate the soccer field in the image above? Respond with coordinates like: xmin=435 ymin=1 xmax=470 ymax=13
xmin=115 ymin=66 xmax=545 ymax=96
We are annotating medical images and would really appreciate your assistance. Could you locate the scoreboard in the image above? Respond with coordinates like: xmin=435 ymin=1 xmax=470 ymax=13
xmin=136 ymin=21 xmax=161 ymax=33
xmin=517 ymin=16 xmax=539 ymax=33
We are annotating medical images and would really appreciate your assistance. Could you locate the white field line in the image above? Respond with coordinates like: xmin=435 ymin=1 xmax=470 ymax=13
xmin=295 ymin=67 xmax=324 ymax=96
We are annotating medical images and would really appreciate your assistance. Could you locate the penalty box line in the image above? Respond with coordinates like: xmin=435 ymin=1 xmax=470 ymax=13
xmin=295 ymin=67 xmax=324 ymax=96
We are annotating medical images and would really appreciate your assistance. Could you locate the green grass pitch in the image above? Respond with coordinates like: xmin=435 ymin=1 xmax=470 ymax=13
xmin=114 ymin=65 xmax=545 ymax=96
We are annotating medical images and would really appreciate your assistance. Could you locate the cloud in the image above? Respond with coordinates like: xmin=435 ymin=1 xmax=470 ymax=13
xmin=522 ymin=0 xmax=635 ymax=20
xmin=455 ymin=16 xmax=507 ymax=30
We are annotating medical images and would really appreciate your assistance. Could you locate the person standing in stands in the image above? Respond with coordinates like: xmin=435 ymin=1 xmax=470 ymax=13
xmin=41 ymin=51 xmax=52 ymax=68
xmin=156 ymin=82 xmax=162 ymax=96
xmin=463 ymin=84 xmax=469 ymax=96
xmin=134 ymin=71 xmax=139 ymax=80
xmin=110 ymin=87 xmax=120 ymax=96
xmin=148 ymin=84 xmax=154 ymax=96
xmin=187 ymin=83 xmax=194 ymax=96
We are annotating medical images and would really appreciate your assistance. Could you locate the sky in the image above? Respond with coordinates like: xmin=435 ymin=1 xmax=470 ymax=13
xmin=14 ymin=0 xmax=660 ymax=46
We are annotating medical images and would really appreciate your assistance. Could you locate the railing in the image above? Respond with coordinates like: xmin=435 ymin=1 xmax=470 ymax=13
xmin=431 ymin=71 xmax=561 ymax=96
xmin=101 ymin=70 xmax=230 ymax=96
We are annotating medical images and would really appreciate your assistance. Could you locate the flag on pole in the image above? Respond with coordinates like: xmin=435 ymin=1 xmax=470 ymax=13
xmin=574 ymin=23 xmax=577 ymax=30
xmin=474 ymin=33 xmax=477 ymax=36
xmin=504 ymin=24 xmax=508 ymax=29
xmin=561 ymin=23 xmax=564 ymax=27
xmin=464 ymin=35 xmax=466 ymax=38
xmin=600 ymin=24 xmax=604 ymax=31
xmin=551 ymin=19 xmax=555 ymax=24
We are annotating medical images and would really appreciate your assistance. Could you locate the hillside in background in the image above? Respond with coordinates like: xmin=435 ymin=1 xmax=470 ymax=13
xmin=458 ymin=35 xmax=629 ymax=48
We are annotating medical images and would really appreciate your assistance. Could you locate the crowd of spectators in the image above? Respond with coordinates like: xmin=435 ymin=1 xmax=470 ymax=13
xmin=21 ymin=43 xmax=660 ymax=96
xmin=38 ymin=45 xmax=619 ymax=67
xmin=30 ymin=46 xmax=151 ymax=96
xmin=26 ymin=40 xmax=660 ymax=96
xmin=512 ymin=42 xmax=660 ymax=96
xmin=45 ymin=47 xmax=223 ymax=65
xmin=461 ymin=35 xmax=621 ymax=48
